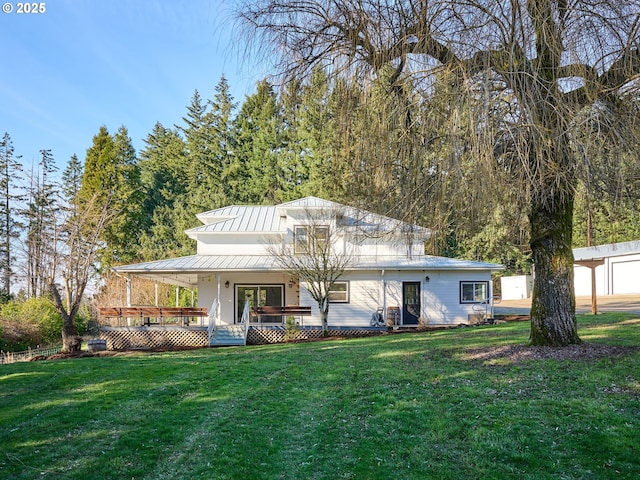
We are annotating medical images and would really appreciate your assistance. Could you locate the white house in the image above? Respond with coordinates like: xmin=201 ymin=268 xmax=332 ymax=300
xmin=106 ymin=197 xmax=503 ymax=347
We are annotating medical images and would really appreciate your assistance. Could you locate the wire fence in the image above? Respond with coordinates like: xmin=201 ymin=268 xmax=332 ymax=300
xmin=0 ymin=346 xmax=62 ymax=365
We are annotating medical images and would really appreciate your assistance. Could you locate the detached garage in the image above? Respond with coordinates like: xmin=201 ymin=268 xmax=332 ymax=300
xmin=574 ymin=240 xmax=640 ymax=296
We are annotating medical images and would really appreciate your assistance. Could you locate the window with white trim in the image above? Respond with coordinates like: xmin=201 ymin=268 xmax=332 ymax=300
xmin=294 ymin=225 xmax=329 ymax=254
xmin=460 ymin=281 xmax=489 ymax=303
xmin=328 ymin=281 xmax=349 ymax=303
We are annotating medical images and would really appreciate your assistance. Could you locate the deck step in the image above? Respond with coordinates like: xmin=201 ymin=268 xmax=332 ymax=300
xmin=209 ymin=325 xmax=246 ymax=346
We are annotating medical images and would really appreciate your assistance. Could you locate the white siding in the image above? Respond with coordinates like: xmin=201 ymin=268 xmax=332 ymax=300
xmin=574 ymin=253 xmax=640 ymax=296
xmin=500 ymin=275 xmax=533 ymax=300
xmin=297 ymin=269 xmax=494 ymax=327
xmin=421 ymin=270 xmax=493 ymax=325
xmin=574 ymin=264 xmax=607 ymax=296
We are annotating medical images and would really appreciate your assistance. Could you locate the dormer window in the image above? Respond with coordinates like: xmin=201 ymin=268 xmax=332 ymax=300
xmin=294 ymin=225 xmax=329 ymax=254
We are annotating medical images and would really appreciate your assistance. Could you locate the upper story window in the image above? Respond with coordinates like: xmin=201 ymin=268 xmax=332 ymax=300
xmin=328 ymin=281 xmax=349 ymax=303
xmin=294 ymin=225 xmax=329 ymax=254
xmin=460 ymin=281 xmax=489 ymax=304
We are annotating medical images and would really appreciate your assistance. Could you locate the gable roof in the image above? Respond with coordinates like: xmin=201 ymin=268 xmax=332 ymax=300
xmin=190 ymin=196 xmax=431 ymax=238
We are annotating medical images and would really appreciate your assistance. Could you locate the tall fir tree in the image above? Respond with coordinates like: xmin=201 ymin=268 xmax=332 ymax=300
xmin=61 ymin=154 xmax=83 ymax=202
xmin=138 ymin=122 xmax=194 ymax=260
xmin=226 ymin=80 xmax=282 ymax=204
xmin=0 ymin=133 xmax=24 ymax=300
xmin=78 ymin=125 xmax=143 ymax=268
xmin=179 ymin=90 xmax=217 ymax=214
xmin=24 ymin=149 xmax=60 ymax=298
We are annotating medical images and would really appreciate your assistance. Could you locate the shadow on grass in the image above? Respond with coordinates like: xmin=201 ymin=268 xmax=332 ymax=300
xmin=1 ymin=313 xmax=639 ymax=479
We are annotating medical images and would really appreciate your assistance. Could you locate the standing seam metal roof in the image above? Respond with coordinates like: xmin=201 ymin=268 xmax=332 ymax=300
xmin=113 ymin=254 xmax=503 ymax=273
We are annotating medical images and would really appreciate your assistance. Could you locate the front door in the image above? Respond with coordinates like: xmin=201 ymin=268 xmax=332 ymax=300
xmin=236 ymin=285 xmax=283 ymax=323
xmin=402 ymin=282 xmax=421 ymax=325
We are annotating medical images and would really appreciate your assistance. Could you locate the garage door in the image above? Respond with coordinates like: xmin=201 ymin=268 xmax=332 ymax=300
xmin=612 ymin=261 xmax=640 ymax=294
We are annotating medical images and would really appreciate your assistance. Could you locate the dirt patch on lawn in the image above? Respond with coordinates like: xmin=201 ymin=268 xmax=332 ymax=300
xmin=461 ymin=343 xmax=639 ymax=364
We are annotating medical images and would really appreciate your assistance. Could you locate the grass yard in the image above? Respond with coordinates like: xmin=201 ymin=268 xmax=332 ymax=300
xmin=1 ymin=314 xmax=639 ymax=480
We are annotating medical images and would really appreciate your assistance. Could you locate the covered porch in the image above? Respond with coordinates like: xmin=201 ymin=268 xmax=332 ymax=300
xmin=107 ymin=255 xmax=311 ymax=327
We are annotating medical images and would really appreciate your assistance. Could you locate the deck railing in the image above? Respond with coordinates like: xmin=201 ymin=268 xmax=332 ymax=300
xmin=240 ymin=300 xmax=251 ymax=343
xmin=207 ymin=298 xmax=220 ymax=344
xmin=98 ymin=306 xmax=208 ymax=327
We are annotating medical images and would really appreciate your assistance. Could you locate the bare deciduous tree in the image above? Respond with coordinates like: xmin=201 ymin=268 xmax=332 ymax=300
xmin=238 ymin=0 xmax=640 ymax=346
xmin=266 ymin=207 xmax=353 ymax=333
xmin=49 ymin=192 xmax=114 ymax=353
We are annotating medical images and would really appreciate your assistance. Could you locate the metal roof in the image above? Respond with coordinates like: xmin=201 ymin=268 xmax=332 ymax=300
xmin=277 ymin=196 xmax=342 ymax=210
xmin=113 ymin=254 xmax=503 ymax=287
xmin=188 ymin=205 xmax=285 ymax=236
xmin=189 ymin=197 xmax=431 ymax=238
xmin=574 ymin=240 xmax=640 ymax=262
xmin=113 ymin=197 xmax=501 ymax=287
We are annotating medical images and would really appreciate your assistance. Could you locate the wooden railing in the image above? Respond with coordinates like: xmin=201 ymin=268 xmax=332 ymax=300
xmin=207 ymin=299 xmax=220 ymax=344
xmin=251 ymin=305 xmax=312 ymax=323
xmin=99 ymin=306 xmax=208 ymax=327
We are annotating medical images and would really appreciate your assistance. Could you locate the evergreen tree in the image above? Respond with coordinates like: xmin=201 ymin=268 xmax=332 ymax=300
xmin=179 ymin=90 xmax=218 ymax=213
xmin=61 ymin=154 xmax=83 ymax=201
xmin=24 ymin=149 xmax=59 ymax=298
xmin=226 ymin=80 xmax=282 ymax=204
xmin=138 ymin=122 xmax=193 ymax=260
xmin=79 ymin=125 xmax=143 ymax=268
xmin=0 ymin=133 xmax=24 ymax=300
xmin=294 ymin=67 xmax=336 ymax=198
xmin=177 ymin=80 xmax=236 ymax=215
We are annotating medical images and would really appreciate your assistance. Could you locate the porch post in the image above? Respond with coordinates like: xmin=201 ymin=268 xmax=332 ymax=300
xmin=381 ymin=270 xmax=386 ymax=319
xmin=126 ymin=276 xmax=132 ymax=327
xmin=176 ymin=286 xmax=180 ymax=307
xmin=154 ymin=282 xmax=158 ymax=307
xmin=575 ymin=259 xmax=604 ymax=315
xmin=126 ymin=276 xmax=131 ymax=307
xmin=217 ymin=276 xmax=221 ymax=326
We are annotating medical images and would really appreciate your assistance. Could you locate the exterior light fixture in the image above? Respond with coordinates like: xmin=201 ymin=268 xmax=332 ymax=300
xmin=225 ymin=280 xmax=230 ymax=288
xmin=425 ymin=276 xmax=430 ymax=282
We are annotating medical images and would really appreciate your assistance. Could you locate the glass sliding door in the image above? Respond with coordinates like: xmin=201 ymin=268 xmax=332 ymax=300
xmin=236 ymin=285 xmax=284 ymax=323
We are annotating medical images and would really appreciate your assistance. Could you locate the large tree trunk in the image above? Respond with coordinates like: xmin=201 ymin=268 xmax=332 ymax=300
xmin=61 ymin=313 xmax=82 ymax=353
xmin=319 ymin=298 xmax=329 ymax=335
xmin=528 ymin=189 xmax=580 ymax=346
xmin=50 ymin=280 xmax=82 ymax=353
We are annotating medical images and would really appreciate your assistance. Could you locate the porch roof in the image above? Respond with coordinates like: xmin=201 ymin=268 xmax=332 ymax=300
xmin=112 ymin=254 xmax=503 ymax=287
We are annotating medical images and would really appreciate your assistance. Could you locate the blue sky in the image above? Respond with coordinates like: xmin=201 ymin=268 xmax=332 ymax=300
xmin=0 ymin=0 xmax=265 ymax=170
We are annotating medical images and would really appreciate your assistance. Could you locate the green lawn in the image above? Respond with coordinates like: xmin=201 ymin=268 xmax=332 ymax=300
xmin=1 ymin=314 xmax=639 ymax=479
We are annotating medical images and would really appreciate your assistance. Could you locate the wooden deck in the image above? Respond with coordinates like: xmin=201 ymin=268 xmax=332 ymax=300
xmin=98 ymin=306 xmax=208 ymax=327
